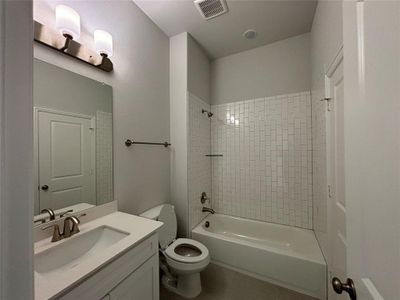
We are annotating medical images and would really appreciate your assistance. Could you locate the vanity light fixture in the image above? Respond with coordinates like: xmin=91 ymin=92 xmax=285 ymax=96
xmin=55 ymin=5 xmax=80 ymax=40
xmin=94 ymin=30 xmax=113 ymax=58
xmin=34 ymin=5 xmax=113 ymax=72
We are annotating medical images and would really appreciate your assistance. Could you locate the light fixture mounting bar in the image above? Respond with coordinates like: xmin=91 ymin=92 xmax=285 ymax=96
xmin=33 ymin=21 xmax=113 ymax=72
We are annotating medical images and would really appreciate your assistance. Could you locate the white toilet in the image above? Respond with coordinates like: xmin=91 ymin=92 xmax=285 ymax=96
xmin=140 ymin=204 xmax=210 ymax=298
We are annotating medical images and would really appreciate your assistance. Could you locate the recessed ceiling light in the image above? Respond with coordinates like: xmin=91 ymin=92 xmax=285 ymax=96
xmin=243 ymin=29 xmax=257 ymax=40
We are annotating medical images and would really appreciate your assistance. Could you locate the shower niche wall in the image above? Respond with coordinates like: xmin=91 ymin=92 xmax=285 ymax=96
xmin=188 ymin=92 xmax=212 ymax=230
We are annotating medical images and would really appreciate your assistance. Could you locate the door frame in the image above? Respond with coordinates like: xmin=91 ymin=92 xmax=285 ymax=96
xmin=324 ymin=47 xmax=345 ymax=299
xmin=33 ymin=107 xmax=96 ymax=214
xmin=325 ymin=47 xmax=344 ymax=96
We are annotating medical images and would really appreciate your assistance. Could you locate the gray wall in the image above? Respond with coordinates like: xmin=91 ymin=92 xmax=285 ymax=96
xmin=34 ymin=59 xmax=112 ymax=116
xmin=34 ymin=1 xmax=170 ymax=215
xmin=1 ymin=1 xmax=34 ymax=298
xmin=210 ymin=33 xmax=311 ymax=104
xmin=310 ymin=0 xmax=343 ymax=265
xmin=170 ymin=32 xmax=211 ymax=236
xmin=311 ymin=1 xmax=343 ymax=89
xmin=187 ymin=35 xmax=210 ymax=103
xmin=170 ymin=32 xmax=189 ymax=237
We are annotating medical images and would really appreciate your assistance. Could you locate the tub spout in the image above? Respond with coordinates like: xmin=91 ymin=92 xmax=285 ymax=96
xmin=202 ymin=207 xmax=215 ymax=214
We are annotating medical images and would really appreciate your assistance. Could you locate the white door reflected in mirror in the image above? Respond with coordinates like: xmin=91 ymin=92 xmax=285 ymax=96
xmin=37 ymin=109 xmax=94 ymax=211
xmin=33 ymin=59 xmax=113 ymax=221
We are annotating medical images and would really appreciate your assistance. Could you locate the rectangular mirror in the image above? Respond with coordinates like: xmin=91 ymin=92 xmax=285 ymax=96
xmin=33 ymin=59 xmax=113 ymax=223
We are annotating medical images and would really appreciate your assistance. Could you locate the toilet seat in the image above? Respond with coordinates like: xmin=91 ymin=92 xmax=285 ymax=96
xmin=141 ymin=204 xmax=210 ymax=298
xmin=165 ymin=238 xmax=209 ymax=264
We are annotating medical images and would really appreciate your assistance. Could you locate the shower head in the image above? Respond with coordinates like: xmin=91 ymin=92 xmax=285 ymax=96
xmin=202 ymin=109 xmax=213 ymax=118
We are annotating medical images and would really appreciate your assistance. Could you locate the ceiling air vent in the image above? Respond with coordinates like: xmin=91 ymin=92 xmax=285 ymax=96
xmin=194 ymin=0 xmax=229 ymax=20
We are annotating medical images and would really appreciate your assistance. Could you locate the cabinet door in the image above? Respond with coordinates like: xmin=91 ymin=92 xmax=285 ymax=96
xmin=108 ymin=255 xmax=159 ymax=300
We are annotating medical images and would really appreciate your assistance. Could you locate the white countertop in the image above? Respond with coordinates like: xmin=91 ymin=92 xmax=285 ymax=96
xmin=34 ymin=211 xmax=162 ymax=300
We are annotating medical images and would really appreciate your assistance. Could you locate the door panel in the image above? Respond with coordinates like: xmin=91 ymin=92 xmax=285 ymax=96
xmin=51 ymin=121 xmax=83 ymax=177
xmin=342 ymin=1 xmax=400 ymax=298
xmin=38 ymin=110 xmax=94 ymax=210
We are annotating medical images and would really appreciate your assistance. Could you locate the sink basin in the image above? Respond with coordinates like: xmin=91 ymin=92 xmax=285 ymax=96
xmin=35 ymin=225 xmax=129 ymax=275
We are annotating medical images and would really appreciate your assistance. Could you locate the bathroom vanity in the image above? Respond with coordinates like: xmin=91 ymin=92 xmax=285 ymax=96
xmin=34 ymin=212 xmax=163 ymax=300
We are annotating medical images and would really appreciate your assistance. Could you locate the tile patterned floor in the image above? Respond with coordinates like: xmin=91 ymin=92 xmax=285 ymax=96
xmin=160 ymin=263 xmax=318 ymax=300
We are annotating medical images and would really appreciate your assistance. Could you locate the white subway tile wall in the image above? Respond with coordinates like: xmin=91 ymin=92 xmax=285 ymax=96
xmin=188 ymin=93 xmax=212 ymax=229
xmin=96 ymin=111 xmax=113 ymax=205
xmin=211 ymin=92 xmax=313 ymax=229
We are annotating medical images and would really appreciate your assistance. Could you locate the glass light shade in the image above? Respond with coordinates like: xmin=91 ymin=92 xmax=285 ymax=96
xmin=94 ymin=30 xmax=113 ymax=58
xmin=55 ymin=5 xmax=80 ymax=40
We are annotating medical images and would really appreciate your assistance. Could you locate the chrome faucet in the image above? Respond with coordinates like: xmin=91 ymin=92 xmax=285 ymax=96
xmin=41 ymin=208 xmax=56 ymax=221
xmin=202 ymin=207 xmax=215 ymax=214
xmin=42 ymin=214 xmax=85 ymax=242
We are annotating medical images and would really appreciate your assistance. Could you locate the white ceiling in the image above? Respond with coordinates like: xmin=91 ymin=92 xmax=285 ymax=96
xmin=134 ymin=0 xmax=317 ymax=59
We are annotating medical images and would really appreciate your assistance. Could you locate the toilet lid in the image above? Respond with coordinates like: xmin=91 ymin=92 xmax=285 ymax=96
xmin=158 ymin=205 xmax=177 ymax=249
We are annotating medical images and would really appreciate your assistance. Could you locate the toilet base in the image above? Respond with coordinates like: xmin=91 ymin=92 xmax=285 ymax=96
xmin=162 ymin=273 xmax=202 ymax=299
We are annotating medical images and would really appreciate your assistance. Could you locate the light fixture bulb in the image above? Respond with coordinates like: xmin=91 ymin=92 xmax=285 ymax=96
xmin=55 ymin=5 xmax=80 ymax=40
xmin=94 ymin=30 xmax=113 ymax=58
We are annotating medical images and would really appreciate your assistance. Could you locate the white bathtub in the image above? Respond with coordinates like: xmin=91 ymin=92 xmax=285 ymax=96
xmin=192 ymin=214 xmax=326 ymax=299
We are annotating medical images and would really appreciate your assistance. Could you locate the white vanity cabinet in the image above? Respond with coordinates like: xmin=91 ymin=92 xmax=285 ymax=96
xmin=58 ymin=234 xmax=159 ymax=300
xmin=102 ymin=255 xmax=159 ymax=300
